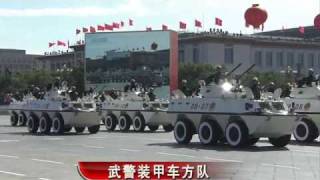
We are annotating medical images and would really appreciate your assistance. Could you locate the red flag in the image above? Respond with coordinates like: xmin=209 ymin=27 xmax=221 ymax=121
xmin=57 ymin=40 xmax=66 ymax=46
xmin=76 ymin=29 xmax=81 ymax=34
xmin=97 ymin=25 xmax=105 ymax=31
xmin=162 ymin=24 xmax=168 ymax=31
xmin=195 ymin=19 xmax=202 ymax=27
xmin=82 ymin=27 xmax=88 ymax=33
xmin=104 ymin=24 xmax=113 ymax=31
xmin=215 ymin=17 xmax=222 ymax=26
xmin=113 ymin=22 xmax=120 ymax=29
xmin=129 ymin=19 xmax=133 ymax=26
xmin=48 ymin=42 xmax=55 ymax=48
xmin=146 ymin=27 xmax=152 ymax=31
xmin=120 ymin=21 xmax=124 ymax=27
xmin=179 ymin=21 xmax=187 ymax=29
xmin=90 ymin=26 xmax=96 ymax=33
xmin=299 ymin=26 xmax=305 ymax=34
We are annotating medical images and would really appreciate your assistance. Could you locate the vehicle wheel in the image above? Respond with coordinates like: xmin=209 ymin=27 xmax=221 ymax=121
xmin=39 ymin=114 xmax=52 ymax=134
xmin=269 ymin=135 xmax=291 ymax=147
xmin=225 ymin=121 xmax=249 ymax=147
xmin=133 ymin=115 xmax=145 ymax=132
xmin=75 ymin=127 xmax=85 ymax=133
xmin=247 ymin=138 xmax=260 ymax=146
xmin=51 ymin=114 xmax=64 ymax=134
xmin=64 ymin=126 xmax=72 ymax=132
xmin=10 ymin=112 xmax=18 ymax=126
xmin=18 ymin=112 xmax=27 ymax=126
xmin=105 ymin=114 xmax=117 ymax=131
xmin=27 ymin=114 xmax=39 ymax=134
xmin=293 ymin=119 xmax=319 ymax=143
xmin=148 ymin=125 xmax=159 ymax=132
xmin=198 ymin=121 xmax=221 ymax=145
xmin=88 ymin=125 xmax=100 ymax=134
xmin=174 ymin=120 xmax=193 ymax=144
xmin=118 ymin=115 xmax=131 ymax=132
xmin=163 ymin=124 xmax=174 ymax=132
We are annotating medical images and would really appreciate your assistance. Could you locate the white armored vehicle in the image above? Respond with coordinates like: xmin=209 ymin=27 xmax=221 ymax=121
xmin=99 ymin=91 xmax=173 ymax=132
xmin=168 ymin=65 xmax=299 ymax=147
xmin=283 ymin=86 xmax=320 ymax=142
xmin=8 ymin=90 xmax=100 ymax=134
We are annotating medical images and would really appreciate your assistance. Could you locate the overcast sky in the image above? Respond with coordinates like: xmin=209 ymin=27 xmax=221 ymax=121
xmin=0 ymin=0 xmax=318 ymax=54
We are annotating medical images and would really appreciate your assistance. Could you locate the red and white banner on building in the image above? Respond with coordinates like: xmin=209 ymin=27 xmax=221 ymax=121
xmin=78 ymin=161 xmax=222 ymax=180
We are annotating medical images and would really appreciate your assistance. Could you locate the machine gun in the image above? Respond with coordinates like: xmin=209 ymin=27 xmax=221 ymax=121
xmin=233 ymin=64 xmax=256 ymax=91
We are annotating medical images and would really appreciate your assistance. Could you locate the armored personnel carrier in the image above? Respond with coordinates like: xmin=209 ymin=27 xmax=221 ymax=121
xmin=168 ymin=65 xmax=299 ymax=147
xmin=8 ymin=89 xmax=100 ymax=135
xmin=99 ymin=91 xmax=173 ymax=132
xmin=283 ymin=86 xmax=320 ymax=142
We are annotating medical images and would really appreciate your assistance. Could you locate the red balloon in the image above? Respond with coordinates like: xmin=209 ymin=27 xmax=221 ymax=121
xmin=245 ymin=4 xmax=268 ymax=30
xmin=314 ymin=14 xmax=320 ymax=30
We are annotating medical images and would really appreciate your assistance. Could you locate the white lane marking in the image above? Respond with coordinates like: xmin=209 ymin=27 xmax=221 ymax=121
xmin=291 ymin=149 xmax=320 ymax=154
xmin=205 ymin=157 xmax=243 ymax=163
xmin=142 ymin=138 xmax=170 ymax=141
xmin=0 ymin=154 xmax=19 ymax=159
xmin=0 ymin=140 xmax=19 ymax=143
xmin=44 ymin=138 xmax=64 ymax=141
xmin=82 ymin=145 xmax=104 ymax=149
xmin=119 ymin=148 xmax=141 ymax=152
xmin=39 ymin=178 xmax=51 ymax=180
xmin=261 ymin=163 xmax=300 ymax=170
xmin=157 ymin=152 xmax=195 ymax=158
xmin=31 ymin=158 xmax=64 ymax=165
xmin=0 ymin=170 xmax=26 ymax=177
xmin=88 ymin=136 xmax=107 ymax=139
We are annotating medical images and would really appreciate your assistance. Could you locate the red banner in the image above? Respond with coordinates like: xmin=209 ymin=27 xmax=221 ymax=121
xmin=78 ymin=161 xmax=222 ymax=180
xmin=195 ymin=19 xmax=202 ymax=28
xmin=179 ymin=21 xmax=187 ymax=29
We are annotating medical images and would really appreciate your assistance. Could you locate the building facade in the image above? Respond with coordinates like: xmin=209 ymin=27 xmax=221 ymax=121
xmin=0 ymin=49 xmax=40 ymax=75
xmin=179 ymin=33 xmax=320 ymax=74
xmin=37 ymin=44 xmax=85 ymax=72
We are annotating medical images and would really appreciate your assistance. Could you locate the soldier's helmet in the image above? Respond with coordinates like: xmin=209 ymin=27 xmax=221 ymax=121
xmin=308 ymin=68 xmax=314 ymax=74
xmin=252 ymin=76 xmax=259 ymax=82
xmin=216 ymin=65 xmax=222 ymax=70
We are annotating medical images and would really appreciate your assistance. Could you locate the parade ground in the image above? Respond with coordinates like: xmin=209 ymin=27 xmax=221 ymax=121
xmin=0 ymin=115 xmax=319 ymax=180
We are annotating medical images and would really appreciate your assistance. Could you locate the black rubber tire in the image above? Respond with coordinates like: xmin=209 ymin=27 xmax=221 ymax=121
xmin=75 ymin=127 xmax=85 ymax=133
xmin=88 ymin=125 xmax=100 ymax=134
xmin=105 ymin=114 xmax=117 ymax=131
xmin=51 ymin=114 xmax=64 ymax=134
xmin=269 ymin=135 xmax=291 ymax=147
xmin=133 ymin=115 xmax=146 ymax=132
xmin=18 ymin=112 xmax=27 ymax=126
xmin=174 ymin=120 xmax=193 ymax=144
xmin=148 ymin=125 xmax=159 ymax=132
xmin=293 ymin=119 xmax=319 ymax=143
xmin=39 ymin=114 xmax=52 ymax=134
xmin=10 ymin=112 xmax=18 ymax=126
xmin=64 ymin=126 xmax=73 ymax=132
xmin=27 ymin=114 xmax=39 ymax=134
xmin=247 ymin=138 xmax=260 ymax=146
xmin=118 ymin=115 xmax=131 ymax=132
xmin=198 ymin=120 xmax=221 ymax=145
xmin=163 ymin=124 xmax=174 ymax=132
xmin=225 ymin=121 xmax=249 ymax=148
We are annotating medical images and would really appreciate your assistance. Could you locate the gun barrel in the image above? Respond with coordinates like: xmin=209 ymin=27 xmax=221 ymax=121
xmin=238 ymin=64 xmax=256 ymax=79
xmin=225 ymin=63 xmax=242 ymax=77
